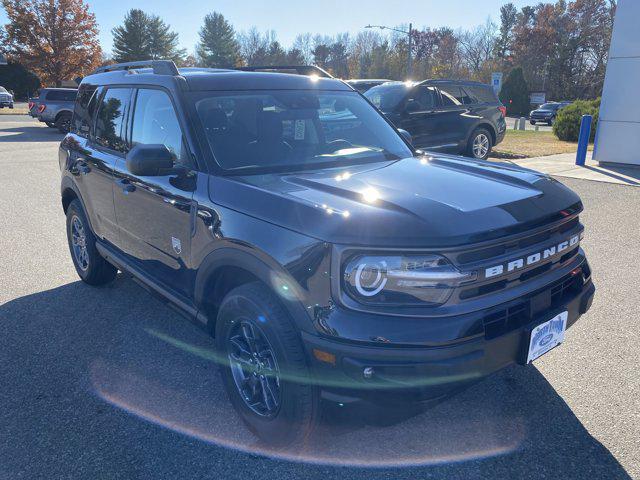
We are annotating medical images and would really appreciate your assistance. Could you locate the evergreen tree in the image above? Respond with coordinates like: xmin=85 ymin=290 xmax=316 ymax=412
xmin=499 ymin=66 xmax=529 ymax=116
xmin=112 ymin=9 xmax=150 ymax=62
xmin=147 ymin=15 xmax=186 ymax=61
xmin=112 ymin=9 xmax=185 ymax=63
xmin=196 ymin=12 xmax=240 ymax=68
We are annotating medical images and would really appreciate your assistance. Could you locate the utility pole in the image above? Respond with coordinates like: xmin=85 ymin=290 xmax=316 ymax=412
xmin=365 ymin=23 xmax=414 ymax=79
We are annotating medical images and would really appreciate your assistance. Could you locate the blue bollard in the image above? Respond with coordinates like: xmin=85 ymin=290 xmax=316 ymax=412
xmin=575 ymin=115 xmax=592 ymax=166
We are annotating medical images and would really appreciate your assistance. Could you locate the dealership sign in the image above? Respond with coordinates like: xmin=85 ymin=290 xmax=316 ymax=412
xmin=530 ymin=92 xmax=546 ymax=104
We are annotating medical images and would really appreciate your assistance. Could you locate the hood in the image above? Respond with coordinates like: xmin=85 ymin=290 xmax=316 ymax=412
xmin=209 ymin=155 xmax=582 ymax=247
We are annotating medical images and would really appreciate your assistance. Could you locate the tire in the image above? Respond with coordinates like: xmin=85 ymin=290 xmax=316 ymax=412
xmin=530 ymin=120 xmax=536 ymax=125
xmin=548 ymin=118 xmax=554 ymax=126
xmin=46 ymin=122 xmax=56 ymax=128
xmin=66 ymin=199 xmax=117 ymax=285
xmin=467 ymin=128 xmax=493 ymax=160
xmin=216 ymin=282 xmax=319 ymax=447
xmin=56 ymin=112 xmax=72 ymax=133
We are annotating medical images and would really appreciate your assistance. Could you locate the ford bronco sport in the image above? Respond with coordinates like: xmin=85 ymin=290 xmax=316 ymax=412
xmin=59 ymin=60 xmax=595 ymax=446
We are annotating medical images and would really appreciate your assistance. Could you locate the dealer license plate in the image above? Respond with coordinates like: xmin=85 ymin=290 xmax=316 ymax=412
xmin=526 ymin=311 xmax=568 ymax=363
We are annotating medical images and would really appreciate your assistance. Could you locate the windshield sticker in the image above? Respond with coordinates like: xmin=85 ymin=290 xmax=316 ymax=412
xmin=294 ymin=119 xmax=305 ymax=140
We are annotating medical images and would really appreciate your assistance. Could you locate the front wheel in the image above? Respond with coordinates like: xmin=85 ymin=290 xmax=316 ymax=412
xmin=66 ymin=199 xmax=117 ymax=285
xmin=467 ymin=128 xmax=493 ymax=160
xmin=216 ymin=282 xmax=319 ymax=446
xmin=530 ymin=120 xmax=536 ymax=125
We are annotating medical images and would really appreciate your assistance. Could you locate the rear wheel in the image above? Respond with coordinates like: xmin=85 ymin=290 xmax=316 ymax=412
xmin=216 ymin=282 xmax=319 ymax=446
xmin=66 ymin=199 xmax=117 ymax=285
xmin=467 ymin=128 xmax=493 ymax=160
xmin=56 ymin=111 xmax=72 ymax=133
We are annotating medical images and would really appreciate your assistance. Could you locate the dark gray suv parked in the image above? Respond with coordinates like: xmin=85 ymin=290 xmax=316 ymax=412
xmin=365 ymin=80 xmax=507 ymax=159
xmin=59 ymin=60 xmax=594 ymax=446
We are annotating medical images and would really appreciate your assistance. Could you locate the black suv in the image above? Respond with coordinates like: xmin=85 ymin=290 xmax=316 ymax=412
xmin=364 ymin=80 xmax=506 ymax=159
xmin=530 ymin=102 xmax=572 ymax=126
xmin=59 ymin=61 xmax=594 ymax=446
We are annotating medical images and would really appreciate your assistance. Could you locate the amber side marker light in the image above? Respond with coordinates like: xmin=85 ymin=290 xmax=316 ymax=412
xmin=313 ymin=349 xmax=336 ymax=366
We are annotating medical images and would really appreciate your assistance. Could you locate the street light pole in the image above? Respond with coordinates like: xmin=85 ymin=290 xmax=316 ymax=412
xmin=407 ymin=23 xmax=412 ymax=78
xmin=365 ymin=23 xmax=414 ymax=79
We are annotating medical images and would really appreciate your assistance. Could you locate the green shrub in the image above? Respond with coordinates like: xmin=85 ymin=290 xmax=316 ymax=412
xmin=553 ymin=98 xmax=600 ymax=142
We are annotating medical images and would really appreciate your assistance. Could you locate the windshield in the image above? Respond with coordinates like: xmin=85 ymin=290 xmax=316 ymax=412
xmin=364 ymin=83 xmax=411 ymax=111
xmin=192 ymin=90 xmax=412 ymax=172
xmin=540 ymin=103 xmax=560 ymax=110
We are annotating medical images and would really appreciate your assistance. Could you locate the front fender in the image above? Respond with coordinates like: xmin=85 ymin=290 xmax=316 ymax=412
xmin=194 ymin=242 xmax=332 ymax=336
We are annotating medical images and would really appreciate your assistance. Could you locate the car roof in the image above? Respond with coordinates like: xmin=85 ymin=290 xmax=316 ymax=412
xmin=346 ymin=79 xmax=391 ymax=83
xmin=368 ymin=79 xmax=492 ymax=88
xmin=81 ymin=67 xmax=352 ymax=92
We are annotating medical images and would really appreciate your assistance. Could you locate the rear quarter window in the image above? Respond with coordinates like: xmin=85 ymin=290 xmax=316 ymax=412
xmin=72 ymin=85 xmax=101 ymax=138
xmin=466 ymin=85 xmax=498 ymax=104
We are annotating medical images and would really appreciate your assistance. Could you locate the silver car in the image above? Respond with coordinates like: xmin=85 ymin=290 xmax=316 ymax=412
xmin=0 ymin=86 xmax=14 ymax=109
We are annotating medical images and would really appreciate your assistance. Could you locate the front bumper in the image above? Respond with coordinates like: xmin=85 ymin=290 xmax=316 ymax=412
xmin=303 ymin=266 xmax=595 ymax=403
xmin=531 ymin=115 xmax=553 ymax=122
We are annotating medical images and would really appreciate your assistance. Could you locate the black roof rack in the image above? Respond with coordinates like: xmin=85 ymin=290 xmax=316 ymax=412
xmin=93 ymin=60 xmax=179 ymax=76
xmin=235 ymin=65 xmax=333 ymax=78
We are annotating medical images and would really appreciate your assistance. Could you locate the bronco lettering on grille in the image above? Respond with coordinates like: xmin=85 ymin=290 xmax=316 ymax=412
xmin=485 ymin=234 xmax=580 ymax=279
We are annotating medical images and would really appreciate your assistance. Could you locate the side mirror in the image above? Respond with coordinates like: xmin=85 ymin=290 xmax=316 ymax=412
xmin=126 ymin=144 xmax=175 ymax=176
xmin=398 ymin=128 xmax=413 ymax=145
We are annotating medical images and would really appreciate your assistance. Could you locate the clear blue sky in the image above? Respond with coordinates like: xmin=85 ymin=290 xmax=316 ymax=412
xmin=1 ymin=0 xmax=541 ymax=55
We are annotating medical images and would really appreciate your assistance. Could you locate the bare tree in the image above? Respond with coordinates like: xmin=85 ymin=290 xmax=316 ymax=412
xmin=459 ymin=19 xmax=498 ymax=78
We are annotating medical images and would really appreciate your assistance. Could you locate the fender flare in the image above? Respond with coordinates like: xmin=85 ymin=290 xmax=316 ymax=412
xmin=60 ymin=176 xmax=95 ymax=232
xmin=194 ymin=245 xmax=315 ymax=333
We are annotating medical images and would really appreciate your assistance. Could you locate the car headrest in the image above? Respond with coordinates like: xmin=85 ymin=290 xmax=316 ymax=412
xmin=204 ymin=108 xmax=228 ymax=132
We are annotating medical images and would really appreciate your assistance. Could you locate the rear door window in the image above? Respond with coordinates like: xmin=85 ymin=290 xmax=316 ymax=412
xmin=93 ymin=87 xmax=132 ymax=153
xmin=407 ymin=86 xmax=438 ymax=110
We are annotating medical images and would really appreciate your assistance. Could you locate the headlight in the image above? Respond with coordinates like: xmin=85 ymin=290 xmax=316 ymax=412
xmin=342 ymin=254 xmax=476 ymax=306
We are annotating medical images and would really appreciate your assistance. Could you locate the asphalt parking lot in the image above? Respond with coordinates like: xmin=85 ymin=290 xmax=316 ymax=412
xmin=0 ymin=116 xmax=638 ymax=479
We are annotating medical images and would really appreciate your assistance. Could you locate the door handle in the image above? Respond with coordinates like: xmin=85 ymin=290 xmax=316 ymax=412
xmin=115 ymin=178 xmax=136 ymax=194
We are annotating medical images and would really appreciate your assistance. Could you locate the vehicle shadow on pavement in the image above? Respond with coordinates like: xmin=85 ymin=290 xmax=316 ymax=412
xmin=0 ymin=278 xmax=631 ymax=479
xmin=0 ymin=125 xmax=65 ymax=143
